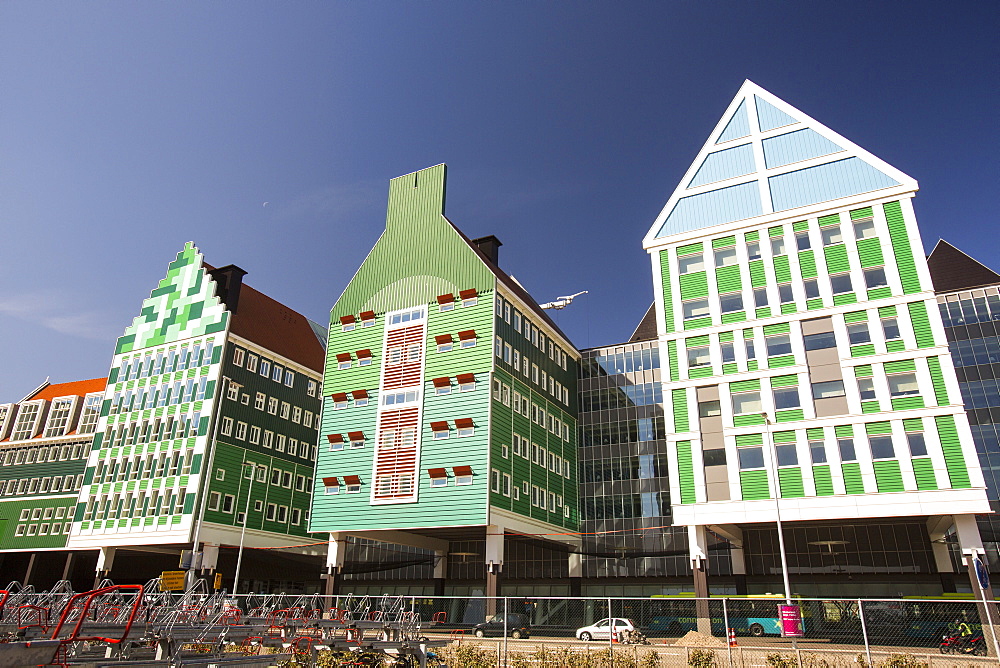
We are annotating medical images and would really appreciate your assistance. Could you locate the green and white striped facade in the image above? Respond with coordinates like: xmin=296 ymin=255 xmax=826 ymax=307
xmin=66 ymin=243 xmax=323 ymax=566
xmin=311 ymin=165 xmax=578 ymax=583
xmin=642 ymin=81 xmax=990 ymax=530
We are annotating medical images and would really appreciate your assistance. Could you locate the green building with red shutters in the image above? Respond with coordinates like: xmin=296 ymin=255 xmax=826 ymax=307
xmin=310 ymin=164 xmax=581 ymax=598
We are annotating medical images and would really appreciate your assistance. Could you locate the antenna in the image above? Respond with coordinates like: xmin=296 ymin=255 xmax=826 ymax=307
xmin=539 ymin=291 xmax=588 ymax=310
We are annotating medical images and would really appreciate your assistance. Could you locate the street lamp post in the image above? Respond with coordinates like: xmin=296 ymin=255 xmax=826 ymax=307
xmin=761 ymin=413 xmax=793 ymax=606
xmin=187 ymin=375 xmax=230 ymax=589
xmin=232 ymin=463 xmax=259 ymax=595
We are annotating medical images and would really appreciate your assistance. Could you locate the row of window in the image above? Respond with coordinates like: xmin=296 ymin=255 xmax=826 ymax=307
xmin=231 ymin=347 xmax=298 ymax=389
xmin=227 ymin=384 xmax=317 ymax=428
xmin=116 ymin=338 xmax=216 ymax=383
xmin=725 ymin=371 xmax=921 ymax=418
xmin=581 ymin=417 xmax=668 ymax=447
xmin=939 ymin=293 xmax=1000 ymax=328
xmin=736 ymin=431 xmax=929 ymax=470
xmin=207 ymin=491 xmax=306 ymax=526
xmin=102 ymin=413 xmax=201 ymax=450
xmin=235 ymin=462 xmax=313 ymax=490
xmin=1 ymin=474 xmax=83 ymax=496
xmin=339 ymin=310 xmax=377 ymax=331
xmin=18 ymin=505 xmax=71 ymax=521
xmin=14 ymin=522 xmax=72 ymax=537
xmin=2 ymin=395 xmax=102 ymax=442
xmin=495 ymin=295 xmax=572 ymax=371
xmin=676 ymin=214 xmax=878 ymax=276
xmin=580 ymin=383 xmax=663 ymax=412
xmin=1 ymin=442 xmax=87 ymax=467
xmin=220 ymin=418 xmax=317 ymax=460
xmin=82 ymin=488 xmax=187 ymax=521
xmin=438 ymin=290 xmax=479 ymax=311
xmin=493 ymin=379 xmax=572 ymax=441
xmin=507 ymin=434 xmax=572 ymax=478
xmin=110 ymin=377 xmax=208 ymax=414
xmin=580 ymin=454 xmax=669 ymax=483
xmin=495 ymin=336 xmax=571 ymax=406
xmin=93 ymin=448 xmax=194 ymax=484
xmin=581 ymin=347 xmax=660 ymax=379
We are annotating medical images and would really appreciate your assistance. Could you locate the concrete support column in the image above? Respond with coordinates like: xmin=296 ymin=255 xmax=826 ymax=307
xmin=485 ymin=525 xmax=503 ymax=616
xmin=709 ymin=524 xmax=746 ymax=575
xmin=95 ymin=547 xmax=116 ymax=588
xmin=24 ymin=552 xmax=37 ymax=586
xmin=433 ymin=550 xmax=447 ymax=597
xmin=689 ymin=525 xmax=711 ymax=634
xmin=569 ymin=552 xmax=582 ymax=597
xmin=927 ymin=515 xmax=956 ymax=574
xmin=61 ymin=552 xmax=76 ymax=582
xmin=322 ymin=532 xmax=347 ymax=601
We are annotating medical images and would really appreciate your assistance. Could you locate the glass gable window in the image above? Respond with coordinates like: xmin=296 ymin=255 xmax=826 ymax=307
xmin=732 ymin=391 xmax=761 ymax=415
xmin=683 ymin=299 xmax=710 ymax=320
xmin=44 ymin=398 xmax=73 ymax=437
xmin=678 ymin=254 xmax=705 ymax=274
xmin=720 ymin=292 xmax=743 ymax=313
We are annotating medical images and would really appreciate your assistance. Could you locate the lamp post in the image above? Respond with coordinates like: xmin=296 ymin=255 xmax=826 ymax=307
xmin=187 ymin=375 xmax=230 ymax=589
xmin=232 ymin=463 xmax=260 ymax=596
xmin=760 ymin=412 xmax=793 ymax=606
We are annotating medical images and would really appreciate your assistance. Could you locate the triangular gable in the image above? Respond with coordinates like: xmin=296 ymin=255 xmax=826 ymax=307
xmin=927 ymin=239 xmax=1000 ymax=293
xmin=645 ymin=80 xmax=917 ymax=244
xmin=115 ymin=242 xmax=229 ymax=354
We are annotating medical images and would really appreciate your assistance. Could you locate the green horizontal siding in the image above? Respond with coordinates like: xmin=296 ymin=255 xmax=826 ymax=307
xmin=667 ymin=340 xmax=679 ymax=382
xmin=908 ymin=301 xmax=935 ymax=348
xmin=768 ymin=226 xmax=785 ymax=238
xmin=686 ymin=335 xmax=710 ymax=347
xmin=773 ymin=256 xmax=792 ymax=283
xmin=842 ymin=462 xmax=865 ymax=494
xmin=778 ymin=468 xmax=805 ymax=497
xmin=873 ymin=460 xmax=905 ymax=492
xmin=806 ymin=299 xmax=824 ymax=310
xmin=798 ymin=251 xmax=817 ymax=279
xmin=660 ymin=251 xmax=674 ymax=333
xmin=676 ymin=441 xmax=696 ymax=504
xmin=884 ymin=359 xmax=916 ymax=373
xmin=775 ymin=409 xmax=804 ymax=422
xmin=749 ymin=260 xmax=767 ymax=287
xmin=734 ymin=414 xmax=766 ymax=427
xmin=844 ymin=310 xmax=868 ymax=324
xmin=835 ymin=425 xmax=854 ymax=438
xmin=865 ymin=421 xmax=892 ymax=435
xmin=886 ymin=340 xmax=906 ymax=353
xmin=867 ymin=287 xmax=892 ymax=300
xmin=891 ymin=396 xmax=925 ymax=410
xmin=824 ymin=245 xmax=850 ymax=273
xmin=735 ymin=433 xmax=764 ymax=447
xmin=673 ymin=389 xmax=689 ymax=432
xmin=813 ymin=465 xmax=834 ymax=496
xmin=850 ymin=207 xmax=874 ymax=220
xmin=856 ymin=238 xmax=884 ymax=268
xmin=730 ymin=379 xmax=761 ymax=392
xmin=884 ymin=201 xmax=921 ymax=294
xmin=677 ymin=242 xmax=703 ymax=256
xmin=722 ymin=311 xmax=746 ymax=324
xmin=912 ymin=458 xmax=938 ymax=490
xmin=684 ymin=317 xmax=712 ymax=330
xmin=935 ymin=415 xmax=971 ymax=488
xmin=773 ymin=430 xmax=796 ymax=443
xmin=792 ymin=220 xmax=809 ymax=232
xmin=745 ymin=231 xmax=760 ymax=242
xmin=818 ymin=214 xmax=841 ymax=227
xmin=833 ymin=293 xmax=858 ymax=306
xmin=713 ymin=235 xmax=737 ymax=249
xmin=770 ymin=374 xmax=799 ymax=387
xmin=740 ymin=470 xmax=770 ymax=500
xmin=768 ymin=355 xmax=796 ymax=368
xmin=680 ymin=272 xmax=709 ymax=299
xmin=763 ymin=323 xmax=791 ymax=335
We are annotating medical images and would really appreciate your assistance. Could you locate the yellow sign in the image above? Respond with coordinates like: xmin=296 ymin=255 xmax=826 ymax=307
xmin=160 ymin=570 xmax=186 ymax=591
xmin=214 ymin=572 xmax=223 ymax=590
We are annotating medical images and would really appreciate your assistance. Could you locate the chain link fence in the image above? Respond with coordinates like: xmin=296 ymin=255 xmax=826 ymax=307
xmin=224 ymin=593 xmax=1000 ymax=665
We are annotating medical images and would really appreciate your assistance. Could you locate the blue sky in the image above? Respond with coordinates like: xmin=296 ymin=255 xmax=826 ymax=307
xmin=0 ymin=1 xmax=996 ymax=399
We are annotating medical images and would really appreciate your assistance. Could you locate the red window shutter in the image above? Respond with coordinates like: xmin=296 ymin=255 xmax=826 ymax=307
xmin=343 ymin=475 xmax=362 ymax=485
xmin=359 ymin=310 xmax=375 ymax=321
xmin=432 ymin=377 xmax=451 ymax=388
xmin=327 ymin=434 xmax=344 ymax=443
xmin=459 ymin=289 xmax=478 ymax=299
xmin=336 ymin=353 xmax=352 ymax=362
xmin=435 ymin=334 xmax=453 ymax=344
xmin=429 ymin=421 xmax=449 ymax=431
xmin=457 ymin=330 xmax=476 ymax=340
xmin=456 ymin=373 xmax=476 ymax=384
xmin=347 ymin=431 xmax=365 ymax=441
xmin=452 ymin=465 xmax=473 ymax=476
xmin=356 ymin=349 xmax=372 ymax=359
xmin=351 ymin=389 xmax=368 ymax=399
xmin=340 ymin=315 xmax=356 ymax=325
xmin=454 ymin=418 xmax=475 ymax=429
xmin=331 ymin=392 xmax=348 ymax=402
xmin=436 ymin=294 xmax=455 ymax=305
xmin=322 ymin=477 xmax=340 ymax=486
xmin=427 ymin=468 xmax=448 ymax=478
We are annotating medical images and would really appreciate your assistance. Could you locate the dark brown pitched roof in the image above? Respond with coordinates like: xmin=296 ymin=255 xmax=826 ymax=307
xmin=443 ymin=216 xmax=577 ymax=351
xmin=203 ymin=262 xmax=324 ymax=372
xmin=629 ymin=303 xmax=658 ymax=342
xmin=927 ymin=240 xmax=1000 ymax=294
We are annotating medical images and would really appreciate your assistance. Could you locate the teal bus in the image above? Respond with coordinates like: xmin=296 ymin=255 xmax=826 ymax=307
xmin=645 ymin=594 xmax=793 ymax=637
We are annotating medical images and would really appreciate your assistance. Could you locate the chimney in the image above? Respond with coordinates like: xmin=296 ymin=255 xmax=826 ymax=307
xmin=209 ymin=265 xmax=248 ymax=314
xmin=472 ymin=235 xmax=503 ymax=266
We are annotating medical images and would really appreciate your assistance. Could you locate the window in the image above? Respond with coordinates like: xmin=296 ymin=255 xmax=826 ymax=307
xmin=454 ymin=466 xmax=473 ymax=485
xmin=328 ymin=434 xmax=344 ymax=451
xmin=809 ymin=440 xmax=827 ymax=464
xmin=864 ymin=267 xmax=888 ymax=289
xmin=268 ymin=397 xmax=278 ymax=414
xmin=323 ymin=477 xmax=340 ymax=495
xmin=804 ymin=279 xmax=820 ymax=299
xmin=220 ymin=417 xmax=233 ymax=436
xmin=458 ymin=330 xmax=477 ymax=348
xmin=259 ymin=360 xmax=271 ymax=377
xmin=457 ymin=373 xmax=476 ymax=392
xmin=280 ymin=402 xmax=290 ymax=419
xmin=455 ymin=418 xmax=475 ymax=437
xmin=226 ymin=384 xmax=240 ymax=401
xmin=353 ymin=390 xmax=369 ymax=406
xmin=907 ymin=432 xmax=928 ymax=457
xmin=255 ymin=392 xmax=266 ymax=410
xmin=804 ymin=331 xmax=837 ymax=351
xmin=857 ymin=377 xmax=876 ymax=400
xmin=770 ymin=236 xmax=786 ymax=256
xmin=208 ymin=492 xmax=221 ymax=511
xmin=291 ymin=508 xmax=301 ymax=525
xmin=745 ymin=339 xmax=756 ymax=360
xmin=703 ymin=449 xmax=726 ymax=466
xmin=265 ymin=503 xmax=276 ymax=520
xmin=428 ymin=468 xmax=448 ymax=487
xmin=821 ymin=226 xmax=843 ymax=245
xmin=337 ymin=354 xmax=352 ymax=370
xmin=775 ymin=444 xmax=798 ymax=466
xmin=232 ymin=348 xmax=245 ymax=366
xmin=853 ymin=218 xmax=876 ymax=239
xmin=830 ymin=273 xmax=853 ymax=295
xmin=357 ymin=350 xmax=373 ymax=366
xmin=341 ymin=315 xmax=356 ymax=332
xmin=436 ymin=335 xmax=453 ymax=352
xmin=812 ymin=380 xmax=846 ymax=399
xmin=235 ymin=422 xmax=247 ymax=440
xmin=360 ymin=311 xmax=376 ymax=327
xmin=349 ymin=432 xmax=365 ymax=449
xmin=720 ymin=292 xmax=743 ymax=313
xmin=765 ymin=334 xmax=791 ymax=357
xmin=715 ymin=247 xmax=737 ymax=267
xmin=215 ymin=468 xmax=226 ymax=481
xmin=882 ymin=318 xmax=901 ymax=341
xmin=292 ymin=406 xmax=302 ymax=423
xmin=687 ymin=346 xmax=710 ymax=368
xmin=307 ymin=380 xmax=317 ymax=397
xmin=838 ymin=438 xmax=856 ymax=461
xmin=698 ymin=400 xmax=721 ymax=418
xmin=869 ymin=436 xmax=895 ymax=460
xmin=44 ymin=398 xmax=73 ymax=437
xmin=461 ymin=290 xmax=478 ymax=307
xmin=773 ymin=387 xmax=800 ymax=410
xmin=778 ymin=284 xmax=794 ymax=304
xmin=683 ymin=299 xmax=710 ymax=320
xmin=678 ymin=254 xmax=704 ymax=274
xmin=732 ymin=391 xmax=761 ymax=415
xmin=747 ymin=242 xmax=761 ymax=261
xmin=284 ymin=370 xmax=294 ymax=387
xmin=388 ymin=308 xmax=425 ymax=325
xmin=754 ymin=287 xmax=768 ymax=307
xmin=222 ymin=494 xmax=235 ymax=513
xmin=431 ymin=421 xmax=450 ymax=440
xmin=721 ymin=342 xmax=736 ymax=363
xmin=738 ymin=447 xmax=764 ymax=469
xmin=795 ymin=231 xmax=811 ymax=251
xmin=888 ymin=373 xmax=919 ymax=397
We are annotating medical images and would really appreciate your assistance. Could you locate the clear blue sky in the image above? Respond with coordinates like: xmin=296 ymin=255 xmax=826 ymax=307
xmin=0 ymin=1 xmax=996 ymax=400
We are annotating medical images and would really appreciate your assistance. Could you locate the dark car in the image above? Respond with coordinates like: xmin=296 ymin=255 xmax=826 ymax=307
xmin=473 ymin=613 xmax=530 ymax=639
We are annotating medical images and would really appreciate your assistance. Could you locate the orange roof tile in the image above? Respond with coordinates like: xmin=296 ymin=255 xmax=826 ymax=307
xmin=28 ymin=377 xmax=107 ymax=402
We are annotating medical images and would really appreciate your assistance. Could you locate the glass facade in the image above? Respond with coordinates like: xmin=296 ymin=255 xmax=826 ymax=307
xmin=938 ymin=284 xmax=1000 ymax=569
